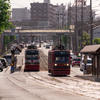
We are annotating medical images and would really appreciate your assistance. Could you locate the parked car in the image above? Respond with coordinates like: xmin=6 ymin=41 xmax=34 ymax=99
xmin=80 ymin=58 xmax=92 ymax=73
xmin=72 ymin=57 xmax=81 ymax=67
xmin=14 ymin=49 xmax=20 ymax=55
xmin=0 ymin=58 xmax=8 ymax=68
xmin=45 ymin=44 xmax=50 ymax=49
xmin=19 ymin=44 xmax=24 ymax=49
xmin=3 ymin=54 xmax=17 ymax=67
xmin=0 ymin=61 xmax=3 ymax=72
xmin=3 ymin=54 xmax=12 ymax=66
xmin=43 ymin=44 xmax=45 ymax=47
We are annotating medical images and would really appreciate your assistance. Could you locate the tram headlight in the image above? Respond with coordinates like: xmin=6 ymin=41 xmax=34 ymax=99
xmin=67 ymin=64 xmax=69 ymax=66
xmin=55 ymin=64 xmax=57 ymax=66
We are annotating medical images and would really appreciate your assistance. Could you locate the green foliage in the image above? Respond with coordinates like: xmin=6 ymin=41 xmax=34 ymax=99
xmin=0 ymin=0 xmax=11 ymax=34
xmin=93 ymin=38 xmax=100 ymax=44
xmin=61 ymin=35 xmax=68 ymax=47
xmin=82 ymin=32 xmax=90 ymax=47
xmin=4 ymin=35 xmax=16 ymax=47
xmin=4 ymin=36 xmax=10 ymax=46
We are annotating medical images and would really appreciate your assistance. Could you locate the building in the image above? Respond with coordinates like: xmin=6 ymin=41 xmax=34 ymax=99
xmin=67 ymin=1 xmax=95 ymax=52
xmin=68 ymin=5 xmax=95 ymax=24
xmin=11 ymin=1 xmax=67 ymax=30
xmin=12 ymin=8 xmax=30 ymax=21
xmin=44 ymin=0 xmax=50 ymax=4
xmin=93 ymin=25 xmax=100 ymax=39
xmin=67 ymin=0 xmax=95 ymax=25
xmin=30 ymin=2 xmax=67 ymax=29
xmin=53 ymin=4 xmax=67 ymax=29
xmin=30 ymin=3 xmax=57 ymax=29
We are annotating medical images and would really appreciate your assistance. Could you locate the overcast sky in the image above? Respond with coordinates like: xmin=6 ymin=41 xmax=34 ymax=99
xmin=10 ymin=0 xmax=72 ymax=8
xmin=10 ymin=0 xmax=100 ymax=16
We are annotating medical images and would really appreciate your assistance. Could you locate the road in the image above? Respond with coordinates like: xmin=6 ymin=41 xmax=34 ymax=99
xmin=0 ymin=45 xmax=98 ymax=100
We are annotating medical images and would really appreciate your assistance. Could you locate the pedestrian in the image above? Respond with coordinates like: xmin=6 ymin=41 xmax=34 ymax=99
xmin=10 ymin=63 xmax=14 ymax=73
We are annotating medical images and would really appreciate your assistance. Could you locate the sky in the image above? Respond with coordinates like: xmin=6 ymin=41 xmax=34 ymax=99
xmin=10 ymin=0 xmax=71 ymax=8
xmin=10 ymin=0 xmax=100 ymax=16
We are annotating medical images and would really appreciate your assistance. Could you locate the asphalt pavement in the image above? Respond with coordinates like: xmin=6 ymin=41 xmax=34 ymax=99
xmin=0 ymin=46 xmax=97 ymax=100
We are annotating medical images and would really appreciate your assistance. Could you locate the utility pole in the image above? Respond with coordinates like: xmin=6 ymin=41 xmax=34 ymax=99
xmin=62 ymin=6 xmax=65 ymax=29
xmin=75 ymin=0 xmax=78 ymax=52
xmin=81 ymin=0 xmax=84 ymax=48
xmin=68 ymin=3 xmax=71 ymax=29
xmin=68 ymin=3 xmax=73 ymax=50
xmin=57 ymin=11 xmax=60 ymax=29
xmin=62 ymin=12 xmax=64 ymax=29
xmin=90 ymin=0 xmax=93 ymax=45
xmin=56 ymin=11 xmax=61 ymax=45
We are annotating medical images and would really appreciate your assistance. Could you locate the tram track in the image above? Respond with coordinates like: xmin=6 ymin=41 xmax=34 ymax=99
xmin=6 ymin=75 xmax=47 ymax=100
xmin=26 ymin=72 xmax=86 ymax=96
xmin=39 ymin=50 xmax=48 ymax=71
xmin=4 ymin=47 xmax=98 ymax=100
xmin=26 ymin=72 xmax=99 ymax=99
xmin=6 ymin=72 xmax=83 ymax=100
xmin=5 ymin=65 xmax=99 ymax=100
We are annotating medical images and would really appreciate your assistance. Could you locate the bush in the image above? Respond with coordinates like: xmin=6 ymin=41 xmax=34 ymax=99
xmin=94 ymin=38 xmax=100 ymax=44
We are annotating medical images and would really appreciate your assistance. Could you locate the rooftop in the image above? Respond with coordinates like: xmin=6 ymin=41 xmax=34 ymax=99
xmin=80 ymin=45 xmax=100 ymax=53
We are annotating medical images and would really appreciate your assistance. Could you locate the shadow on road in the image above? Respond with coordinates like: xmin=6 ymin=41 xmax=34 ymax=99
xmin=48 ymin=73 xmax=70 ymax=77
xmin=24 ymin=70 xmax=40 ymax=72
xmin=15 ymin=66 xmax=21 ymax=72
xmin=75 ymin=75 xmax=97 ymax=82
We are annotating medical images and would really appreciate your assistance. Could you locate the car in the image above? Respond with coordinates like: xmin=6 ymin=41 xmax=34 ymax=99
xmin=3 ymin=54 xmax=17 ymax=67
xmin=14 ymin=49 xmax=20 ymax=55
xmin=72 ymin=57 xmax=81 ymax=67
xmin=45 ymin=44 xmax=50 ymax=49
xmin=0 ymin=61 xmax=3 ymax=72
xmin=80 ymin=58 xmax=92 ymax=73
xmin=3 ymin=54 xmax=12 ymax=66
xmin=0 ymin=58 xmax=8 ymax=68
xmin=40 ymin=41 xmax=44 ymax=43
xmin=27 ymin=44 xmax=37 ymax=49
xmin=43 ymin=44 xmax=45 ymax=47
xmin=19 ymin=44 xmax=24 ymax=49
xmin=39 ymin=43 xmax=41 ymax=47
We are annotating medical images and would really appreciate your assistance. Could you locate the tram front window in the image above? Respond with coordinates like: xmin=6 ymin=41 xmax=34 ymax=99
xmin=55 ymin=56 xmax=68 ymax=63
xmin=26 ymin=51 xmax=38 ymax=55
xmin=26 ymin=56 xmax=39 ymax=64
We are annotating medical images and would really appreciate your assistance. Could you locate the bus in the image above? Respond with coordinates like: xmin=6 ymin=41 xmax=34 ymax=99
xmin=48 ymin=50 xmax=71 ymax=76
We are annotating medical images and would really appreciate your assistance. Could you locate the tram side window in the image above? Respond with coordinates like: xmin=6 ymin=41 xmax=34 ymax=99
xmin=48 ymin=53 xmax=52 ymax=64
xmin=48 ymin=53 xmax=50 ymax=64
xmin=48 ymin=54 xmax=51 ymax=64
xmin=50 ymin=54 xmax=52 ymax=64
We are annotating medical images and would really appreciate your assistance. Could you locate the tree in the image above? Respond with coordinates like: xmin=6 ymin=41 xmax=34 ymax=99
xmin=93 ymin=38 xmax=100 ymax=44
xmin=0 ymin=0 xmax=12 ymax=34
xmin=61 ymin=35 xmax=69 ymax=48
xmin=82 ymin=32 xmax=90 ymax=47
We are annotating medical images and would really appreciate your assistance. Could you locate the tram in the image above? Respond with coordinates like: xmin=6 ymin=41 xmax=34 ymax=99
xmin=48 ymin=45 xmax=71 ymax=76
xmin=24 ymin=45 xmax=40 ymax=71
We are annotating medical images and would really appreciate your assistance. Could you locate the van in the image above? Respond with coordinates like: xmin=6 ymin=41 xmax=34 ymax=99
xmin=80 ymin=58 xmax=92 ymax=73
